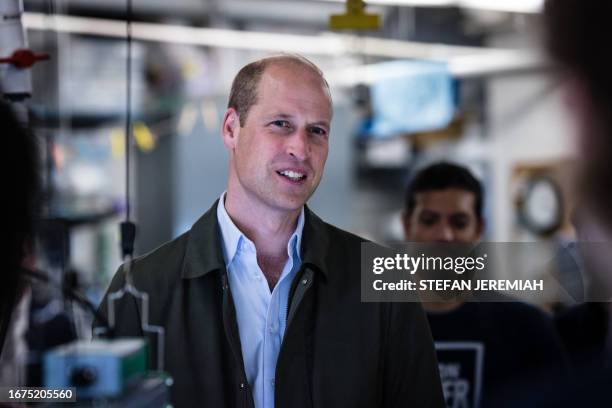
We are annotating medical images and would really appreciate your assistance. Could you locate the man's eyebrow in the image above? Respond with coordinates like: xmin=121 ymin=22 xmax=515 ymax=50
xmin=266 ymin=113 xmax=330 ymax=128
xmin=420 ymin=209 xmax=439 ymax=215
xmin=308 ymin=121 xmax=330 ymax=129
xmin=267 ymin=113 xmax=293 ymax=119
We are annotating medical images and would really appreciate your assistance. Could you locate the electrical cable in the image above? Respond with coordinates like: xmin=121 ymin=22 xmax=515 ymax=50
xmin=125 ymin=0 xmax=132 ymax=223
xmin=121 ymin=0 xmax=136 ymax=261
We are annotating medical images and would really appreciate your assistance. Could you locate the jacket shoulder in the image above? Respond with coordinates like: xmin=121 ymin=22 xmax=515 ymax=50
xmin=323 ymin=222 xmax=368 ymax=245
xmin=127 ymin=232 xmax=190 ymax=290
xmin=308 ymin=209 xmax=369 ymax=247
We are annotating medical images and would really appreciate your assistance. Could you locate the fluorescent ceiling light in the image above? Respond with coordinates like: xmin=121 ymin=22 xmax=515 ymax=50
xmin=460 ymin=0 xmax=543 ymax=13
xmin=22 ymin=12 xmax=544 ymax=86
xmin=23 ymin=13 xmax=344 ymax=55
xmin=324 ymin=0 xmax=453 ymax=7
xmin=23 ymin=12 xmax=501 ymax=59
xmin=327 ymin=50 xmax=544 ymax=85
xmin=320 ymin=0 xmax=543 ymax=14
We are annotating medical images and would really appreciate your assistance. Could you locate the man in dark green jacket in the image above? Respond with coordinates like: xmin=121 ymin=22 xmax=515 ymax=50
xmin=96 ymin=54 xmax=444 ymax=408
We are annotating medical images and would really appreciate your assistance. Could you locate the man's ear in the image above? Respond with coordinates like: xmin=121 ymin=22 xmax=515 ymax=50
xmin=476 ymin=218 xmax=486 ymax=240
xmin=222 ymin=108 xmax=240 ymax=150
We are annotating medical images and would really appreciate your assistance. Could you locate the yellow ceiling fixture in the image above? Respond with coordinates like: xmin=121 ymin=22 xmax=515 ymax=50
xmin=330 ymin=0 xmax=380 ymax=30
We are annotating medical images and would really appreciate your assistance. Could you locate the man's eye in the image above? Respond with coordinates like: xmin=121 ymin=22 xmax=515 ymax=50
xmin=271 ymin=120 xmax=291 ymax=129
xmin=309 ymin=127 xmax=328 ymax=137
xmin=450 ymin=216 xmax=470 ymax=230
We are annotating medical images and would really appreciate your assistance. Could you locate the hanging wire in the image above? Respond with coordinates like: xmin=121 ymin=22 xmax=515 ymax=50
xmin=125 ymin=0 xmax=133 ymax=223
xmin=120 ymin=0 xmax=136 ymax=263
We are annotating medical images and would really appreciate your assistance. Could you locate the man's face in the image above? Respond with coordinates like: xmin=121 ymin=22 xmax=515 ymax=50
xmin=223 ymin=64 xmax=331 ymax=213
xmin=403 ymin=188 xmax=483 ymax=243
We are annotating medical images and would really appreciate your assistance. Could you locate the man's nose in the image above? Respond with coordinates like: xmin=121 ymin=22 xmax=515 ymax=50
xmin=287 ymin=128 xmax=310 ymax=161
xmin=435 ymin=223 xmax=455 ymax=242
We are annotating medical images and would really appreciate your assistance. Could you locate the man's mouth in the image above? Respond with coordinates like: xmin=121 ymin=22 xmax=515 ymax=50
xmin=277 ymin=170 xmax=307 ymax=182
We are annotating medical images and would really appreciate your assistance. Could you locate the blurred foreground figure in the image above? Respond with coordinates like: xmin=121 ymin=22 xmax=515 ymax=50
xmin=403 ymin=163 xmax=568 ymax=408
xmin=0 ymin=100 xmax=40 ymax=384
xmin=544 ymin=1 xmax=612 ymax=405
xmin=544 ymin=1 xmax=612 ymax=226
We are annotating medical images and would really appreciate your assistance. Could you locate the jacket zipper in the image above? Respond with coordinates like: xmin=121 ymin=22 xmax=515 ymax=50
xmin=276 ymin=267 xmax=315 ymax=406
xmin=220 ymin=272 xmax=252 ymax=407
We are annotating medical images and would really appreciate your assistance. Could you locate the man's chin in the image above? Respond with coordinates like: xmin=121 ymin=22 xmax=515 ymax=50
xmin=269 ymin=191 xmax=311 ymax=213
xmin=274 ymin=197 xmax=308 ymax=212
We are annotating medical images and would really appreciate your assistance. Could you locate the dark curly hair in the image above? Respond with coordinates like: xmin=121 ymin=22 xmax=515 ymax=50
xmin=404 ymin=162 xmax=483 ymax=221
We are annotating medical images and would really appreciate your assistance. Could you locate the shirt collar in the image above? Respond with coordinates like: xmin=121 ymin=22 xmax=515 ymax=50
xmin=181 ymin=200 xmax=330 ymax=280
xmin=216 ymin=192 xmax=305 ymax=266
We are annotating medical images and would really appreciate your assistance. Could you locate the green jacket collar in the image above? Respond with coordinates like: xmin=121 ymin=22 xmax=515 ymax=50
xmin=181 ymin=200 xmax=329 ymax=280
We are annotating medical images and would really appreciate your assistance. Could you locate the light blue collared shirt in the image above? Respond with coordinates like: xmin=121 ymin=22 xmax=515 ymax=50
xmin=216 ymin=193 xmax=304 ymax=408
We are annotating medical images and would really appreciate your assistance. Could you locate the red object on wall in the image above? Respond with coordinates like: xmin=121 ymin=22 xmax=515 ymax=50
xmin=0 ymin=49 xmax=50 ymax=68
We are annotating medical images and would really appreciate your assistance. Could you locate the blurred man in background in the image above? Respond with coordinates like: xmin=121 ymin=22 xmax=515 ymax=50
xmin=403 ymin=162 xmax=567 ymax=407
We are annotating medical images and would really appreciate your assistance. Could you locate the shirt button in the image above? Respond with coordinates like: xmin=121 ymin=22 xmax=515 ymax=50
xmin=269 ymin=325 xmax=277 ymax=333
xmin=271 ymin=379 xmax=275 ymax=387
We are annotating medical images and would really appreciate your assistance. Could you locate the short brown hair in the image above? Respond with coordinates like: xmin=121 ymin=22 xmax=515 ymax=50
xmin=227 ymin=54 xmax=330 ymax=126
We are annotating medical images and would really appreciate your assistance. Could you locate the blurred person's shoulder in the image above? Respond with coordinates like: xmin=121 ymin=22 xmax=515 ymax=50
xmin=555 ymin=303 xmax=608 ymax=364
xmin=0 ymin=286 xmax=30 ymax=386
xmin=469 ymin=294 xmax=556 ymax=337
xmin=482 ymin=295 xmax=553 ymax=324
xmin=555 ymin=302 xmax=607 ymax=334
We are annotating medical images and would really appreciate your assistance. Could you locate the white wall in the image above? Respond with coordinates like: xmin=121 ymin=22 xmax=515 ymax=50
xmin=485 ymin=33 xmax=575 ymax=241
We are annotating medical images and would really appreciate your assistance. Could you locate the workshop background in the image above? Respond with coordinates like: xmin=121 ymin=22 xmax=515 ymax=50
xmin=2 ymin=0 xmax=580 ymax=382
